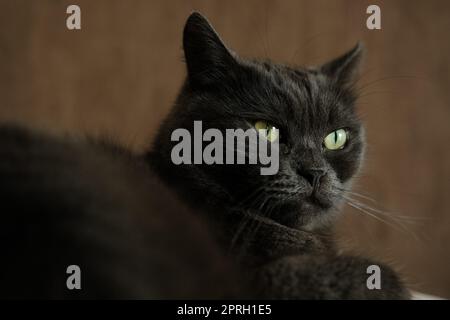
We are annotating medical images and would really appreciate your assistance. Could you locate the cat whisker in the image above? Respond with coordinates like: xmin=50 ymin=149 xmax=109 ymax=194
xmin=343 ymin=196 xmax=421 ymax=241
xmin=345 ymin=200 xmax=403 ymax=231
xmin=235 ymin=186 xmax=266 ymax=209
xmin=230 ymin=186 xmax=270 ymax=253
xmin=337 ymin=187 xmax=429 ymax=223
xmin=234 ymin=210 xmax=270 ymax=259
xmin=341 ymin=190 xmax=378 ymax=204
xmin=230 ymin=213 xmax=252 ymax=251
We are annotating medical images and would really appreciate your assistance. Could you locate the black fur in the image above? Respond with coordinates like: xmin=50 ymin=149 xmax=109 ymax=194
xmin=149 ymin=12 xmax=409 ymax=299
xmin=0 ymin=12 xmax=409 ymax=299
xmin=150 ymin=13 xmax=364 ymax=230
xmin=0 ymin=126 xmax=241 ymax=298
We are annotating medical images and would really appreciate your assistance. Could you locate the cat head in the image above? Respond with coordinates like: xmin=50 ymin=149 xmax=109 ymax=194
xmin=151 ymin=12 xmax=365 ymax=230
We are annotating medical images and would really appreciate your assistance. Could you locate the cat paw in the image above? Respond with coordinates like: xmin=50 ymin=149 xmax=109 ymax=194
xmin=253 ymin=255 xmax=410 ymax=299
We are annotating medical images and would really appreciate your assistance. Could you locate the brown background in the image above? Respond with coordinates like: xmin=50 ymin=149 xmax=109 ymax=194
xmin=1 ymin=0 xmax=449 ymax=297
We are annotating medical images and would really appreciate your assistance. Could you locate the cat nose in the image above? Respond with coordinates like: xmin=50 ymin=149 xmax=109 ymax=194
xmin=297 ymin=168 xmax=326 ymax=190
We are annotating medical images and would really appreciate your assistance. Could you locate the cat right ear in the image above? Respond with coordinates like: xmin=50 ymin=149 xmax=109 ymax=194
xmin=320 ymin=42 xmax=364 ymax=88
xmin=183 ymin=12 xmax=237 ymax=87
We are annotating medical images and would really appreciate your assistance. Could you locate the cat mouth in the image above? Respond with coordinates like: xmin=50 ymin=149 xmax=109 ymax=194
xmin=305 ymin=194 xmax=333 ymax=210
xmin=278 ymin=191 xmax=334 ymax=214
xmin=273 ymin=189 xmax=334 ymax=211
xmin=245 ymin=189 xmax=334 ymax=228
xmin=266 ymin=195 xmax=333 ymax=228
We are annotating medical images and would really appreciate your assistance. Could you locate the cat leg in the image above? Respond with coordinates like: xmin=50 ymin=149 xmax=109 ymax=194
xmin=253 ymin=254 xmax=410 ymax=299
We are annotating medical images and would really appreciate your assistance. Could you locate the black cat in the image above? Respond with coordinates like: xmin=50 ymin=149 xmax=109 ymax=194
xmin=148 ymin=13 xmax=409 ymax=299
xmin=0 ymin=12 xmax=409 ymax=299
xmin=0 ymin=125 xmax=243 ymax=299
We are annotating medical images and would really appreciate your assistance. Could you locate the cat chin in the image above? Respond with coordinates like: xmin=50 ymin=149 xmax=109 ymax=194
xmin=263 ymin=199 xmax=337 ymax=230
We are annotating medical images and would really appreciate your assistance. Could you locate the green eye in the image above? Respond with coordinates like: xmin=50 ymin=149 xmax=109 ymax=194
xmin=324 ymin=129 xmax=347 ymax=150
xmin=254 ymin=120 xmax=279 ymax=142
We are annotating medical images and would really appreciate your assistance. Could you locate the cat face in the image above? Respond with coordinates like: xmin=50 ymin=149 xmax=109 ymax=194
xmin=152 ymin=13 xmax=365 ymax=229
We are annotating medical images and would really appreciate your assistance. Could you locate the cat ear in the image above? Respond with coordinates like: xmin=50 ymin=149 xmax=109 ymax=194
xmin=183 ymin=12 xmax=237 ymax=87
xmin=320 ymin=42 xmax=364 ymax=87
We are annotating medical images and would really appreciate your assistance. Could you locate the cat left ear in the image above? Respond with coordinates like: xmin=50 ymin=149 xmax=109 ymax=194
xmin=320 ymin=42 xmax=364 ymax=87
xmin=183 ymin=12 xmax=237 ymax=88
